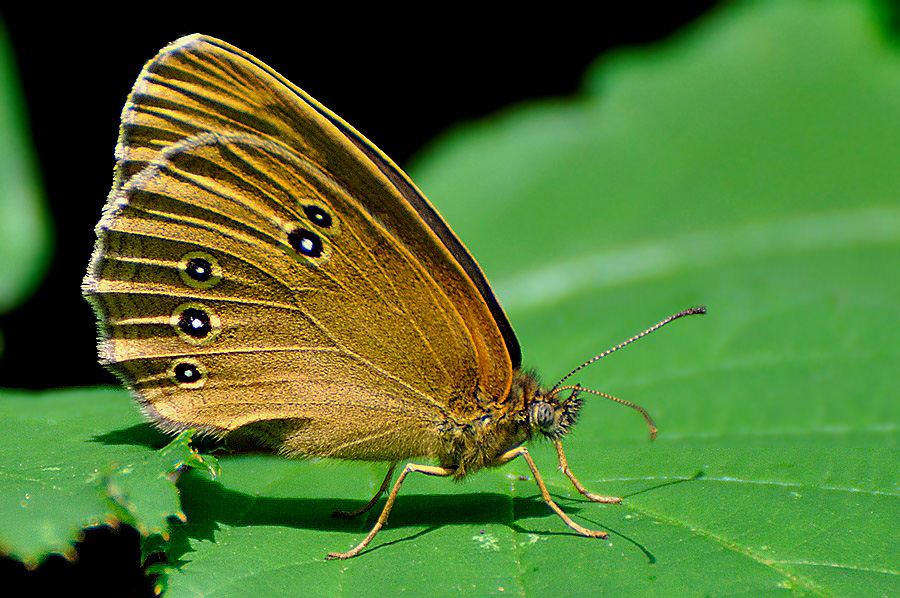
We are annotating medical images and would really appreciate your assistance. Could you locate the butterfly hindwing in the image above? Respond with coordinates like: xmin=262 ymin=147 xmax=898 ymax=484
xmin=86 ymin=128 xmax=494 ymax=459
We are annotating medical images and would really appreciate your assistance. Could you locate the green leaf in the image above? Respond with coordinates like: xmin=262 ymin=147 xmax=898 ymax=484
xmin=163 ymin=2 xmax=898 ymax=596
xmin=0 ymin=20 xmax=52 ymax=315
xmin=0 ymin=389 xmax=215 ymax=563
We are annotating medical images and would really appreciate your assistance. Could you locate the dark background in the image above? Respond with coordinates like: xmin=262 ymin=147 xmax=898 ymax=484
xmin=0 ymin=4 xmax=723 ymax=392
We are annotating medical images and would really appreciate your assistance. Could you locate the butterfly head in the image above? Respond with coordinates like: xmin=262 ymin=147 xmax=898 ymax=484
xmin=528 ymin=387 xmax=582 ymax=440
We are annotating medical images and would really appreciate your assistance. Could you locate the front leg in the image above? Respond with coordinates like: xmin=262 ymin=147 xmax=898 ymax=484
xmin=492 ymin=446 xmax=608 ymax=538
xmin=554 ymin=439 xmax=621 ymax=504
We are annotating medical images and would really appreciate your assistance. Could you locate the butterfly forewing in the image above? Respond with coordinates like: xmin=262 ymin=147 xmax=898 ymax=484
xmin=110 ymin=35 xmax=515 ymax=398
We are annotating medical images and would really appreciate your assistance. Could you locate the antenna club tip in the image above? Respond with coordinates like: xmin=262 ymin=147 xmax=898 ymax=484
xmin=680 ymin=306 xmax=706 ymax=317
xmin=649 ymin=427 xmax=658 ymax=442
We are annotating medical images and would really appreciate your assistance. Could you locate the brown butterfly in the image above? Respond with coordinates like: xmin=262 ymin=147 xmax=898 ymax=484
xmin=83 ymin=34 xmax=705 ymax=559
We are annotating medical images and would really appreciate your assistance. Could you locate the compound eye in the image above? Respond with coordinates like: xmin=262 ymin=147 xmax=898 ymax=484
xmin=532 ymin=402 xmax=556 ymax=430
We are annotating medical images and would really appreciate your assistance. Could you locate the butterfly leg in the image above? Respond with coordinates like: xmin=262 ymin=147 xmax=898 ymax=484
xmin=493 ymin=446 xmax=608 ymax=538
xmin=554 ymin=439 xmax=621 ymax=504
xmin=332 ymin=461 xmax=399 ymax=519
xmin=326 ymin=462 xmax=455 ymax=559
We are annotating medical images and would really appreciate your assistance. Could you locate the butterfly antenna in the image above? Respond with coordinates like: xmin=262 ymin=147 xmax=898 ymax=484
xmin=554 ymin=384 xmax=658 ymax=440
xmin=548 ymin=306 xmax=706 ymax=396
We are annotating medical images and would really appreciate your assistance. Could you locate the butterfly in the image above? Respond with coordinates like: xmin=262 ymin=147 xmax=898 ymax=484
xmin=83 ymin=34 xmax=705 ymax=559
